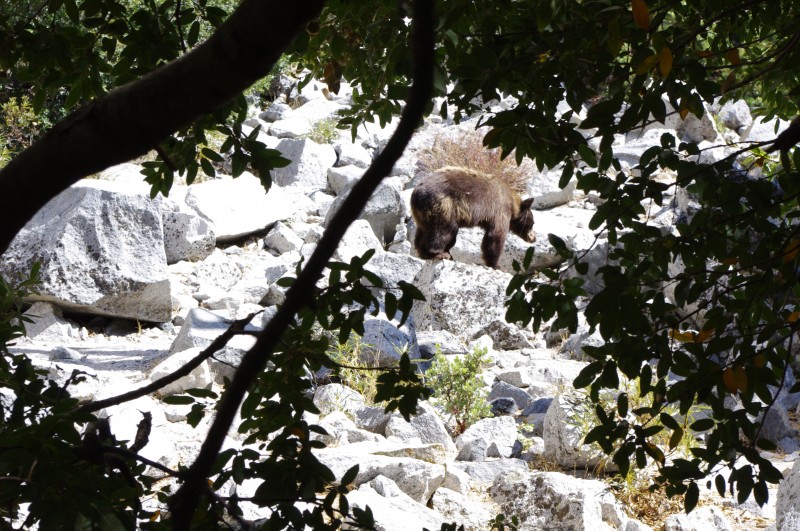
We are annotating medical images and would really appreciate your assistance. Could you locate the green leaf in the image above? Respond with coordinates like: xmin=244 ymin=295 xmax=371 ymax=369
xmin=684 ymin=482 xmax=699 ymax=513
xmin=573 ymin=361 xmax=603 ymax=388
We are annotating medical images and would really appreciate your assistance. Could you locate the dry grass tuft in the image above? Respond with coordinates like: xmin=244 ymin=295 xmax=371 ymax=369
xmin=616 ymin=484 xmax=685 ymax=529
xmin=417 ymin=128 xmax=530 ymax=193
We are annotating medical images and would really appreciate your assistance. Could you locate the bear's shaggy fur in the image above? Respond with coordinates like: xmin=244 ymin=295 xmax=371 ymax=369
xmin=410 ymin=166 xmax=536 ymax=269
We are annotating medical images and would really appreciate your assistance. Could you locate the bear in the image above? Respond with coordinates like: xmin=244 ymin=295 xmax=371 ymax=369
xmin=410 ymin=166 xmax=536 ymax=269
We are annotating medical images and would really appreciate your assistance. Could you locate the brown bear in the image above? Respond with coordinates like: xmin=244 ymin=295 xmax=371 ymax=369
xmin=410 ymin=166 xmax=535 ymax=269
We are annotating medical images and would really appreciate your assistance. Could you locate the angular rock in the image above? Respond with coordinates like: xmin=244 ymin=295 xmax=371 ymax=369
xmin=777 ymin=458 xmax=800 ymax=530
xmin=184 ymin=173 xmax=306 ymax=241
xmin=489 ymin=470 xmax=627 ymax=531
xmin=346 ymin=479 xmax=445 ymax=531
xmin=271 ymin=138 xmax=337 ymax=190
xmin=360 ymin=313 xmax=421 ymax=366
xmin=334 ymin=141 xmax=373 ymax=169
xmin=263 ymin=221 xmax=304 ymax=255
xmin=316 ymin=442 xmax=445 ymax=503
xmin=432 ymin=488 xmax=495 ymax=531
xmin=313 ymin=383 xmax=366 ymax=417
xmin=449 ymin=459 xmax=530 ymax=487
xmin=416 ymin=330 xmax=469 ymax=358
xmin=333 ymin=219 xmax=385 ymax=264
xmin=168 ymin=307 xmax=259 ymax=357
xmin=326 ymin=179 xmax=406 ymax=244
xmin=456 ymin=416 xmax=518 ymax=461
xmin=353 ymin=405 xmax=393 ymax=434
xmin=663 ymin=506 xmax=732 ymax=531
xmin=327 ymin=165 xmax=364 ymax=196
xmin=411 ymin=260 xmax=513 ymax=341
xmin=160 ymin=191 xmax=216 ymax=264
xmin=543 ymin=391 xmax=611 ymax=470
xmin=0 ymin=180 xmax=171 ymax=322
xmin=149 ymin=347 xmax=213 ymax=397
xmin=312 ymin=410 xmax=384 ymax=447
xmin=22 ymin=302 xmax=78 ymax=342
xmin=489 ymin=380 xmax=534 ymax=410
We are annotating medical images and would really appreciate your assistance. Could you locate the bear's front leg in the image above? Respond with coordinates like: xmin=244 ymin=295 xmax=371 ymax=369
xmin=480 ymin=227 xmax=506 ymax=269
xmin=415 ymin=226 xmax=455 ymax=261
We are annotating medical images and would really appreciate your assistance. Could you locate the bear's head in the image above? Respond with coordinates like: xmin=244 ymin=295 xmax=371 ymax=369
xmin=510 ymin=197 xmax=536 ymax=243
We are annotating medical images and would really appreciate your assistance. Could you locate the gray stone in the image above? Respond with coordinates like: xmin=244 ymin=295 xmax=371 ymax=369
xmin=327 ymin=165 xmax=364 ymax=196
xmin=49 ymin=345 xmax=84 ymax=361
xmin=359 ymin=313 xmax=421 ymax=366
xmin=333 ymin=219 xmax=384 ymax=264
xmin=718 ymin=99 xmax=753 ymax=134
xmin=168 ymin=307 xmax=258 ymax=356
xmin=272 ymin=138 xmax=337 ymax=190
xmin=334 ymin=141 xmax=373 ymax=168
xmin=456 ymin=416 xmax=518 ymax=461
xmin=0 ymin=180 xmax=171 ymax=322
xmin=184 ymin=173 xmax=307 ymax=241
xmin=416 ymin=330 xmax=469 ymax=359
xmin=159 ymin=191 xmax=216 ymax=264
xmin=489 ymin=470 xmax=627 ymax=531
xmin=432 ymin=488 xmax=495 ymax=531
xmin=326 ymin=180 xmax=405 ymax=244
xmin=316 ymin=443 xmax=445 ymax=503
xmin=149 ymin=347 xmax=213 ymax=397
xmin=346 ymin=479 xmax=445 ymax=531
xmin=778 ymin=458 xmax=800 ymax=529
xmin=22 ymin=302 xmax=77 ymax=341
xmin=313 ymin=383 xmax=366 ymax=417
xmin=263 ymin=221 xmax=304 ymax=254
xmin=544 ymin=391 xmax=612 ymax=470
xmin=410 ymin=261 xmax=514 ymax=341
xmin=488 ymin=381 xmax=534 ymax=410
xmin=663 ymin=506 xmax=732 ymax=531
xmin=449 ymin=459 xmax=530 ymax=487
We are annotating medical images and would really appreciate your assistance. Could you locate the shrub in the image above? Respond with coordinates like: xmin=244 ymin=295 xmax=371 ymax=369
xmin=417 ymin=129 xmax=530 ymax=193
xmin=424 ymin=346 xmax=492 ymax=435
xmin=0 ymin=95 xmax=40 ymax=154
xmin=327 ymin=336 xmax=382 ymax=404
xmin=304 ymin=117 xmax=340 ymax=145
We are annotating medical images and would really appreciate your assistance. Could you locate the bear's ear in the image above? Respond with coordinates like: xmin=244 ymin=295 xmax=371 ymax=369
xmin=521 ymin=197 xmax=535 ymax=210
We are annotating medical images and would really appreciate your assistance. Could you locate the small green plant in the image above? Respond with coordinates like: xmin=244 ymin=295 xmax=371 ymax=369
xmin=0 ymin=95 xmax=40 ymax=154
xmin=327 ymin=336 xmax=382 ymax=404
xmin=572 ymin=375 xmax=703 ymax=478
xmin=424 ymin=346 xmax=492 ymax=435
xmin=304 ymin=117 xmax=340 ymax=145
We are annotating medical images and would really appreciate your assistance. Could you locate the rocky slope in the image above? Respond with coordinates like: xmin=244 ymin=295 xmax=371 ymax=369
xmin=3 ymin=79 xmax=800 ymax=530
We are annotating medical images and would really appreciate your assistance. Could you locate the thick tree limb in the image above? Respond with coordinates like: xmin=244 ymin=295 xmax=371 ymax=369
xmin=0 ymin=0 xmax=324 ymax=254
xmin=169 ymin=0 xmax=436 ymax=527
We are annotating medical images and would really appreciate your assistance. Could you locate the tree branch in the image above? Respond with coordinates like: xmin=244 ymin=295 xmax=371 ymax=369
xmin=168 ymin=0 xmax=436 ymax=527
xmin=0 ymin=0 xmax=324 ymax=255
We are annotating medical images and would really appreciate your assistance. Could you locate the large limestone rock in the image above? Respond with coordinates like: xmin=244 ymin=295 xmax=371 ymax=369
xmin=346 ymin=476 xmax=445 ymax=531
xmin=0 ymin=180 xmax=171 ymax=322
xmin=184 ymin=173 xmax=307 ymax=241
xmin=316 ymin=441 xmax=446 ymax=503
xmin=543 ymin=391 xmax=611 ymax=470
xmin=410 ymin=260 xmax=513 ymax=340
xmin=489 ymin=470 xmax=628 ymax=531
xmin=325 ymin=179 xmax=406 ymax=244
xmin=777 ymin=458 xmax=800 ymax=530
xmin=159 ymin=189 xmax=216 ymax=264
xmin=663 ymin=506 xmax=732 ymax=531
xmin=271 ymin=138 xmax=337 ymax=190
